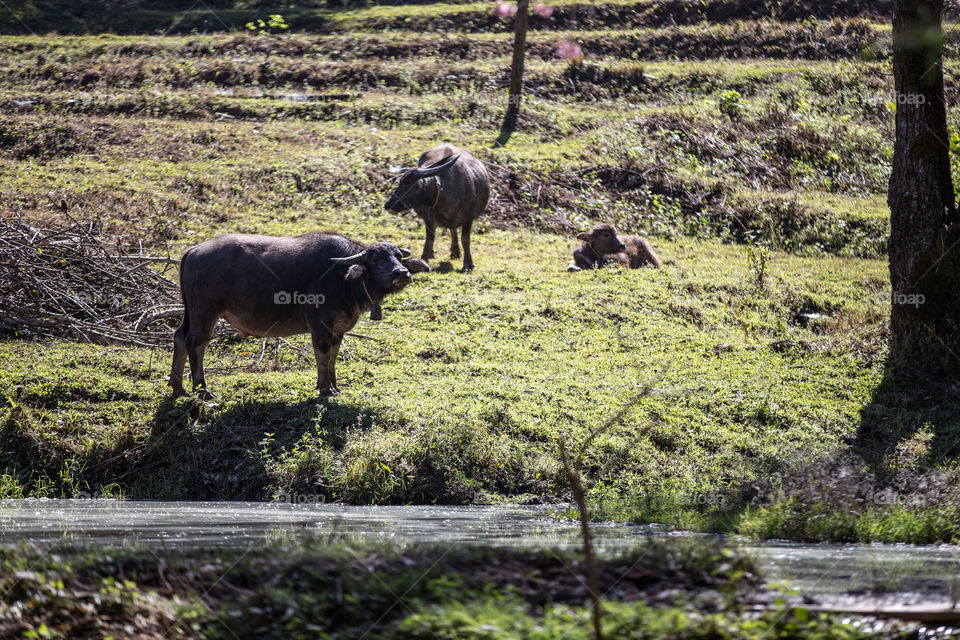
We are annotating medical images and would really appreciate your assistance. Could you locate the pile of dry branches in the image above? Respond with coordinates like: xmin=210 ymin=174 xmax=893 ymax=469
xmin=0 ymin=213 xmax=183 ymax=347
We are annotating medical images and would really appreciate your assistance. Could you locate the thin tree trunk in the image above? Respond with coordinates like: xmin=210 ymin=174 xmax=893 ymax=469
xmin=889 ymin=0 xmax=960 ymax=371
xmin=505 ymin=0 xmax=529 ymax=127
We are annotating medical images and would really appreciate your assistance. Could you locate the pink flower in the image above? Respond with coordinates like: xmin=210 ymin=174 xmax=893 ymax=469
xmin=533 ymin=2 xmax=554 ymax=17
xmin=556 ymin=39 xmax=583 ymax=60
xmin=495 ymin=1 xmax=518 ymax=17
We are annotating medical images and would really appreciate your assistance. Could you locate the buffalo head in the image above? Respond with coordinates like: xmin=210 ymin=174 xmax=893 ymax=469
xmin=577 ymin=223 xmax=626 ymax=256
xmin=384 ymin=154 xmax=461 ymax=213
xmin=331 ymin=242 xmax=430 ymax=290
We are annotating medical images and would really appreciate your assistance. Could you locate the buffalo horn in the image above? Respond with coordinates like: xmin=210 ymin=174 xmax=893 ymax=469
xmin=410 ymin=154 xmax=460 ymax=179
xmin=330 ymin=251 xmax=368 ymax=265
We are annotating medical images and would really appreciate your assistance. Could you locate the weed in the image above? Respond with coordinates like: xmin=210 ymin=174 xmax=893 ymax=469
xmin=746 ymin=244 xmax=772 ymax=291
xmin=245 ymin=14 xmax=289 ymax=36
xmin=718 ymin=89 xmax=744 ymax=120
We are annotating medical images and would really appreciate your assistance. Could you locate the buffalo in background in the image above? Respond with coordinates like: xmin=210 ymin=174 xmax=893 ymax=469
xmin=385 ymin=143 xmax=489 ymax=271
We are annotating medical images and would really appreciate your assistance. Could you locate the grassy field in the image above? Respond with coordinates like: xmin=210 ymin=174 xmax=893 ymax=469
xmin=2 ymin=1 xmax=960 ymax=545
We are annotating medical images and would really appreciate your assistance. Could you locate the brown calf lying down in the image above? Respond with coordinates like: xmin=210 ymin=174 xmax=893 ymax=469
xmin=568 ymin=223 xmax=661 ymax=271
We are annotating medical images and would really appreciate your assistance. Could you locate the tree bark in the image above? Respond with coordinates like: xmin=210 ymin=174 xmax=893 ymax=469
xmin=889 ymin=0 xmax=960 ymax=371
xmin=505 ymin=0 xmax=529 ymax=127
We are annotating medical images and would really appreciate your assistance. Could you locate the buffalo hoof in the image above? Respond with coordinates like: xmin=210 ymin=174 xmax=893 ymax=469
xmin=195 ymin=387 xmax=217 ymax=401
xmin=318 ymin=385 xmax=341 ymax=398
xmin=168 ymin=376 xmax=187 ymax=397
xmin=450 ymin=250 xmax=461 ymax=260
xmin=169 ymin=379 xmax=187 ymax=397
xmin=461 ymin=264 xmax=475 ymax=273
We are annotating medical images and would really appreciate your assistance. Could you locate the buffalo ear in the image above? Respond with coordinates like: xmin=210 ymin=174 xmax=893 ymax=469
xmin=402 ymin=258 xmax=431 ymax=274
xmin=345 ymin=264 xmax=369 ymax=281
xmin=576 ymin=232 xmax=593 ymax=242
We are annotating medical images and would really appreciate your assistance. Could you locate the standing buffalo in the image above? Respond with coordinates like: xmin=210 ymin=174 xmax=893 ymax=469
xmin=169 ymin=232 xmax=429 ymax=398
xmin=384 ymin=143 xmax=489 ymax=271
xmin=568 ymin=223 xmax=662 ymax=272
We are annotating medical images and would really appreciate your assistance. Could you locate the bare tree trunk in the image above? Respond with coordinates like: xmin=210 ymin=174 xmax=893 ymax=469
xmin=504 ymin=0 xmax=529 ymax=127
xmin=889 ymin=0 xmax=960 ymax=371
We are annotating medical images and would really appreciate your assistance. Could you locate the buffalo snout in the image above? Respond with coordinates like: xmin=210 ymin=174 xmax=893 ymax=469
xmin=390 ymin=269 xmax=412 ymax=287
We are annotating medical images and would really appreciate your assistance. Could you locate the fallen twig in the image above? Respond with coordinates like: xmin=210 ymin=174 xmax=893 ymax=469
xmin=0 ymin=215 xmax=181 ymax=346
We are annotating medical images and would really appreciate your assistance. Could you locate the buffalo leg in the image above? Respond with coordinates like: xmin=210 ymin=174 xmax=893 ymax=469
xmin=570 ymin=247 xmax=597 ymax=272
xmin=169 ymin=316 xmax=189 ymax=396
xmin=422 ymin=222 xmax=436 ymax=260
xmin=420 ymin=209 xmax=436 ymax=260
xmin=311 ymin=325 xmax=340 ymax=397
xmin=461 ymin=219 xmax=474 ymax=271
xmin=186 ymin=312 xmax=219 ymax=399
xmin=449 ymin=228 xmax=461 ymax=260
xmin=326 ymin=338 xmax=343 ymax=395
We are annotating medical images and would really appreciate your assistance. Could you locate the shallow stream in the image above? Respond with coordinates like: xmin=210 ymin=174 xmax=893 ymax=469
xmin=1 ymin=500 xmax=957 ymax=612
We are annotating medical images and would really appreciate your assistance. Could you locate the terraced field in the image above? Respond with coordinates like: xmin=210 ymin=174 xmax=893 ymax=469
xmin=2 ymin=0 xmax=959 ymax=543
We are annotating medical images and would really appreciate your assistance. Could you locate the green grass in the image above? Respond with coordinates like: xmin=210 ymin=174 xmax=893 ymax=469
xmin=0 ymin=538 xmax=917 ymax=639
xmin=1 ymin=6 xmax=960 ymax=545
xmin=0 ymin=223 xmax=901 ymax=505
xmin=0 ymin=40 xmax=906 ymax=263
xmin=740 ymin=501 xmax=960 ymax=544
xmin=0 ymin=0 xmax=898 ymax=35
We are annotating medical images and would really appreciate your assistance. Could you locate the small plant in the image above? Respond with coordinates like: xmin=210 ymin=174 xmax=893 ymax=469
xmin=98 ymin=482 xmax=124 ymax=499
xmin=245 ymin=14 xmax=289 ymax=35
xmin=747 ymin=244 xmax=771 ymax=291
xmin=0 ymin=472 xmax=23 ymax=499
xmin=557 ymin=377 xmax=660 ymax=640
xmin=718 ymin=89 xmax=744 ymax=120
xmin=950 ymin=131 xmax=960 ymax=201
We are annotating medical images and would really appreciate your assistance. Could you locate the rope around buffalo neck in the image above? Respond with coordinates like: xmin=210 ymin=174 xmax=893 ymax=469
xmin=431 ymin=177 xmax=442 ymax=209
xmin=587 ymin=239 xmax=604 ymax=268
xmin=362 ymin=279 xmax=376 ymax=306
xmin=362 ymin=279 xmax=382 ymax=321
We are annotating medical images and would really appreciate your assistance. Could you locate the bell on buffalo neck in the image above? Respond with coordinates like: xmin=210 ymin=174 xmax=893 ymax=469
xmin=370 ymin=303 xmax=383 ymax=321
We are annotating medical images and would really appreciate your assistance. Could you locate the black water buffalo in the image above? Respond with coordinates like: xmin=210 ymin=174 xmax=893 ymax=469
xmin=168 ymin=232 xmax=429 ymax=398
xmin=384 ymin=143 xmax=489 ymax=271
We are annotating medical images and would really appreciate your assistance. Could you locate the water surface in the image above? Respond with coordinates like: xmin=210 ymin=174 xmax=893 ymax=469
xmin=1 ymin=500 xmax=958 ymax=609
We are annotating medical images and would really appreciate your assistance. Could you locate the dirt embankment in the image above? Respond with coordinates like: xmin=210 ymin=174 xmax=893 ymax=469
xmin=0 ymin=0 xmax=896 ymax=35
